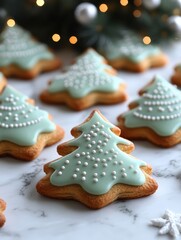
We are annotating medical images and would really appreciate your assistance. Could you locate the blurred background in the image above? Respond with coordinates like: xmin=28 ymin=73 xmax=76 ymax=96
xmin=0 ymin=0 xmax=181 ymax=51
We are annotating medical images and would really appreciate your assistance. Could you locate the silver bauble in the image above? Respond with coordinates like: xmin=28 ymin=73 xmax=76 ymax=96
xmin=142 ymin=0 xmax=161 ymax=10
xmin=75 ymin=2 xmax=97 ymax=25
xmin=168 ymin=16 xmax=181 ymax=34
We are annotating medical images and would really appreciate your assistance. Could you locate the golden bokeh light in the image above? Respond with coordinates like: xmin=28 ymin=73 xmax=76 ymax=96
xmin=69 ymin=36 xmax=78 ymax=44
xmin=36 ymin=0 xmax=45 ymax=7
xmin=134 ymin=0 xmax=142 ymax=7
xmin=52 ymin=34 xmax=61 ymax=42
xmin=120 ymin=0 xmax=128 ymax=6
xmin=7 ymin=19 xmax=16 ymax=27
xmin=99 ymin=4 xmax=108 ymax=12
xmin=133 ymin=10 xmax=141 ymax=17
xmin=143 ymin=36 xmax=151 ymax=45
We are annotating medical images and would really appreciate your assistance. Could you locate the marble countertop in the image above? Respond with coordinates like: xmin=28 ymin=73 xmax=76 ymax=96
xmin=1 ymin=43 xmax=181 ymax=240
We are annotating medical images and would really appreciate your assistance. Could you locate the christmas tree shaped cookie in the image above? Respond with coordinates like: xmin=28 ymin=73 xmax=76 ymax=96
xmin=0 ymin=199 xmax=6 ymax=227
xmin=98 ymin=30 xmax=168 ymax=72
xmin=0 ymin=75 xmax=64 ymax=160
xmin=0 ymin=24 xmax=61 ymax=79
xmin=171 ymin=64 xmax=181 ymax=87
xmin=40 ymin=49 xmax=127 ymax=111
xmin=118 ymin=75 xmax=181 ymax=147
xmin=37 ymin=110 xmax=158 ymax=209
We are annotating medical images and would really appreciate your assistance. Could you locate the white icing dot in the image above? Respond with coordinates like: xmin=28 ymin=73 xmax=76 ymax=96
xmin=93 ymin=173 xmax=98 ymax=177
xmin=84 ymin=162 xmax=88 ymax=167
xmin=113 ymin=176 xmax=117 ymax=180
xmin=77 ymin=161 xmax=81 ymax=165
xmin=112 ymin=171 xmax=116 ymax=175
xmin=122 ymin=173 xmax=127 ymax=178
xmin=113 ymin=161 xmax=118 ymax=165
xmin=73 ymin=174 xmax=77 ymax=178
xmin=92 ymin=150 xmax=96 ymax=154
xmin=75 ymin=153 xmax=80 ymax=157
xmin=93 ymin=178 xmax=98 ymax=183
xmin=134 ymin=170 xmax=138 ymax=174
xmin=119 ymin=161 xmax=123 ymax=165
xmin=81 ymin=152 xmax=86 ymax=156
xmin=65 ymin=160 xmax=69 ymax=164
xmin=101 ymin=172 xmax=106 ymax=176
xmin=82 ymin=171 xmax=87 ymax=175
xmin=129 ymin=165 xmax=133 ymax=169
xmin=61 ymin=166 xmax=65 ymax=170
xmin=82 ymin=176 xmax=86 ymax=181
xmin=76 ymin=168 xmax=80 ymax=172
xmin=121 ymin=168 xmax=126 ymax=172
xmin=92 ymin=141 xmax=96 ymax=144
xmin=58 ymin=171 xmax=62 ymax=175
xmin=87 ymin=144 xmax=92 ymax=148
xmin=94 ymin=163 xmax=98 ymax=168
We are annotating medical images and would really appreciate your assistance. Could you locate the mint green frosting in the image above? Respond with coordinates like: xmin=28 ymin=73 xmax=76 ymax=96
xmin=48 ymin=49 xmax=123 ymax=98
xmin=0 ymin=85 xmax=56 ymax=146
xmin=98 ymin=30 xmax=160 ymax=62
xmin=123 ymin=75 xmax=181 ymax=136
xmin=0 ymin=25 xmax=54 ymax=69
xmin=0 ymin=72 xmax=3 ymax=81
xmin=49 ymin=111 xmax=146 ymax=195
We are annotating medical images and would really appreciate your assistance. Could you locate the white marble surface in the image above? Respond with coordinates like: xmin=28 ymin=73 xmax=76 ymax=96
xmin=1 ymin=44 xmax=181 ymax=240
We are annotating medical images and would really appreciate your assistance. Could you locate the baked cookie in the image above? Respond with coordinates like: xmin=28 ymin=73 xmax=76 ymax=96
xmin=40 ymin=49 xmax=127 ymax=111
xmin=117 ymin=75 xmax=181 ymax=148
xmin=98 ymin=30 xmax=168 ymax=72
xmin=0 ymin=75 xmax=64 ymax=160
xmin=171 ymin=64 xmax=181 ymax=87
xmin=0 ymin=25 xmax=61 ymax=79
xmin=37 ymin=110 xmax=158 ymax=209
xmin=0 ymin=199 xmax=6 ymax=227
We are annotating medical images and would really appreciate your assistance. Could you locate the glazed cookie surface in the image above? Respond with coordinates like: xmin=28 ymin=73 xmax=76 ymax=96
xmin=40 ymin=49 xmax=127 ymax=110
xmin=171 ymin=64 xmax=181 ymax=87
xmin=37 ymin=110 xmax=158 ymax=209
xmin=98 ymin=30 xmax=168 ymax=72
xmin=0 ymin=25 xmax=61 ymax=79
xmin=0 ymin=75 xmax=64 ymax=160
xmin=0 ymin=199 xmax=6 ymax=227
xmin=118 ymin=75 xmax=181 ymax=147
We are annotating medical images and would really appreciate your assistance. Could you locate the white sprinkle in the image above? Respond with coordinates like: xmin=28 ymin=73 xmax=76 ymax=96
xmin=122 ymin=173 xmax=127 ymax=178
xmin=76 ymin=168 xmax=80 ymax=172
xmin=61 ymin=166 xmax=65 ymax=170
xmin=84 ymin=162 xmax=88 ymax=167
xmin=77 ymin=161 xmax=81 ymax=165
xmin=81 ymin=152 xmax=86 ymax=156
xmin=75 ymin=153 xmax=80 ymax=157
xmin=82 ymin=176 xmax=86 ymax=181
xmin=58 ymin=171 xmax=62 ymax=175
xmin=73 ymin=174 xmax=77 ymax=178
xmin=93 ymin=178 xmax=98 ymax=183
xmin=82 ymin=171 xmax=87 ymax=175
xmin=65 ymin=160 xmax=69 ymax=164
xmin=94 ymin=163 xmax=98 ymax=168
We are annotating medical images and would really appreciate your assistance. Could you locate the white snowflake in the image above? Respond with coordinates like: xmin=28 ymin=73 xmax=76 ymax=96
xmin=151 ymin=210 xmax=181 ymax=238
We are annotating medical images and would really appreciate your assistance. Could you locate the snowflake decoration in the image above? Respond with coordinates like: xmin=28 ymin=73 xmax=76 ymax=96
xmin=151 ymin=210 xmax=181 ymax=238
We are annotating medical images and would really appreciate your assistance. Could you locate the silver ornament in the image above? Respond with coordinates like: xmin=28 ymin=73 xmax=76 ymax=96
xmin=168 ymin=16 xmax=181 ymax=34
xmin=75 ymin=2 xmax=97 ymax=25
xmin=142 ymin=0 xmax=161 ymax=10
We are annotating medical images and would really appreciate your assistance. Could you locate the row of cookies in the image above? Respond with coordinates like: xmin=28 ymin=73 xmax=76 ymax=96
xmin=0 ymin=24 xmax=169 ymax=80
xmin=0 ymin=73 xmax=181 ymax=215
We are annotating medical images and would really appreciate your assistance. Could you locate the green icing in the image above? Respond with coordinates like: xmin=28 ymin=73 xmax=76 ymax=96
xmin=0 ymin=25 xmax=54 ymax=69
xmin=123 ymin=75 xmax=181 ymax=136
xmin=0 ymin=72 xmax=3 ymax=81
xmin=99 ymin=30 xmax=160 ymax=62
xmin=0 ymin=86 xmax=55 ymax=146
xmin=50 ymin=111 xmax=146 ymax=196
xmin=48 ymin=49 xmax=123 ymax=98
